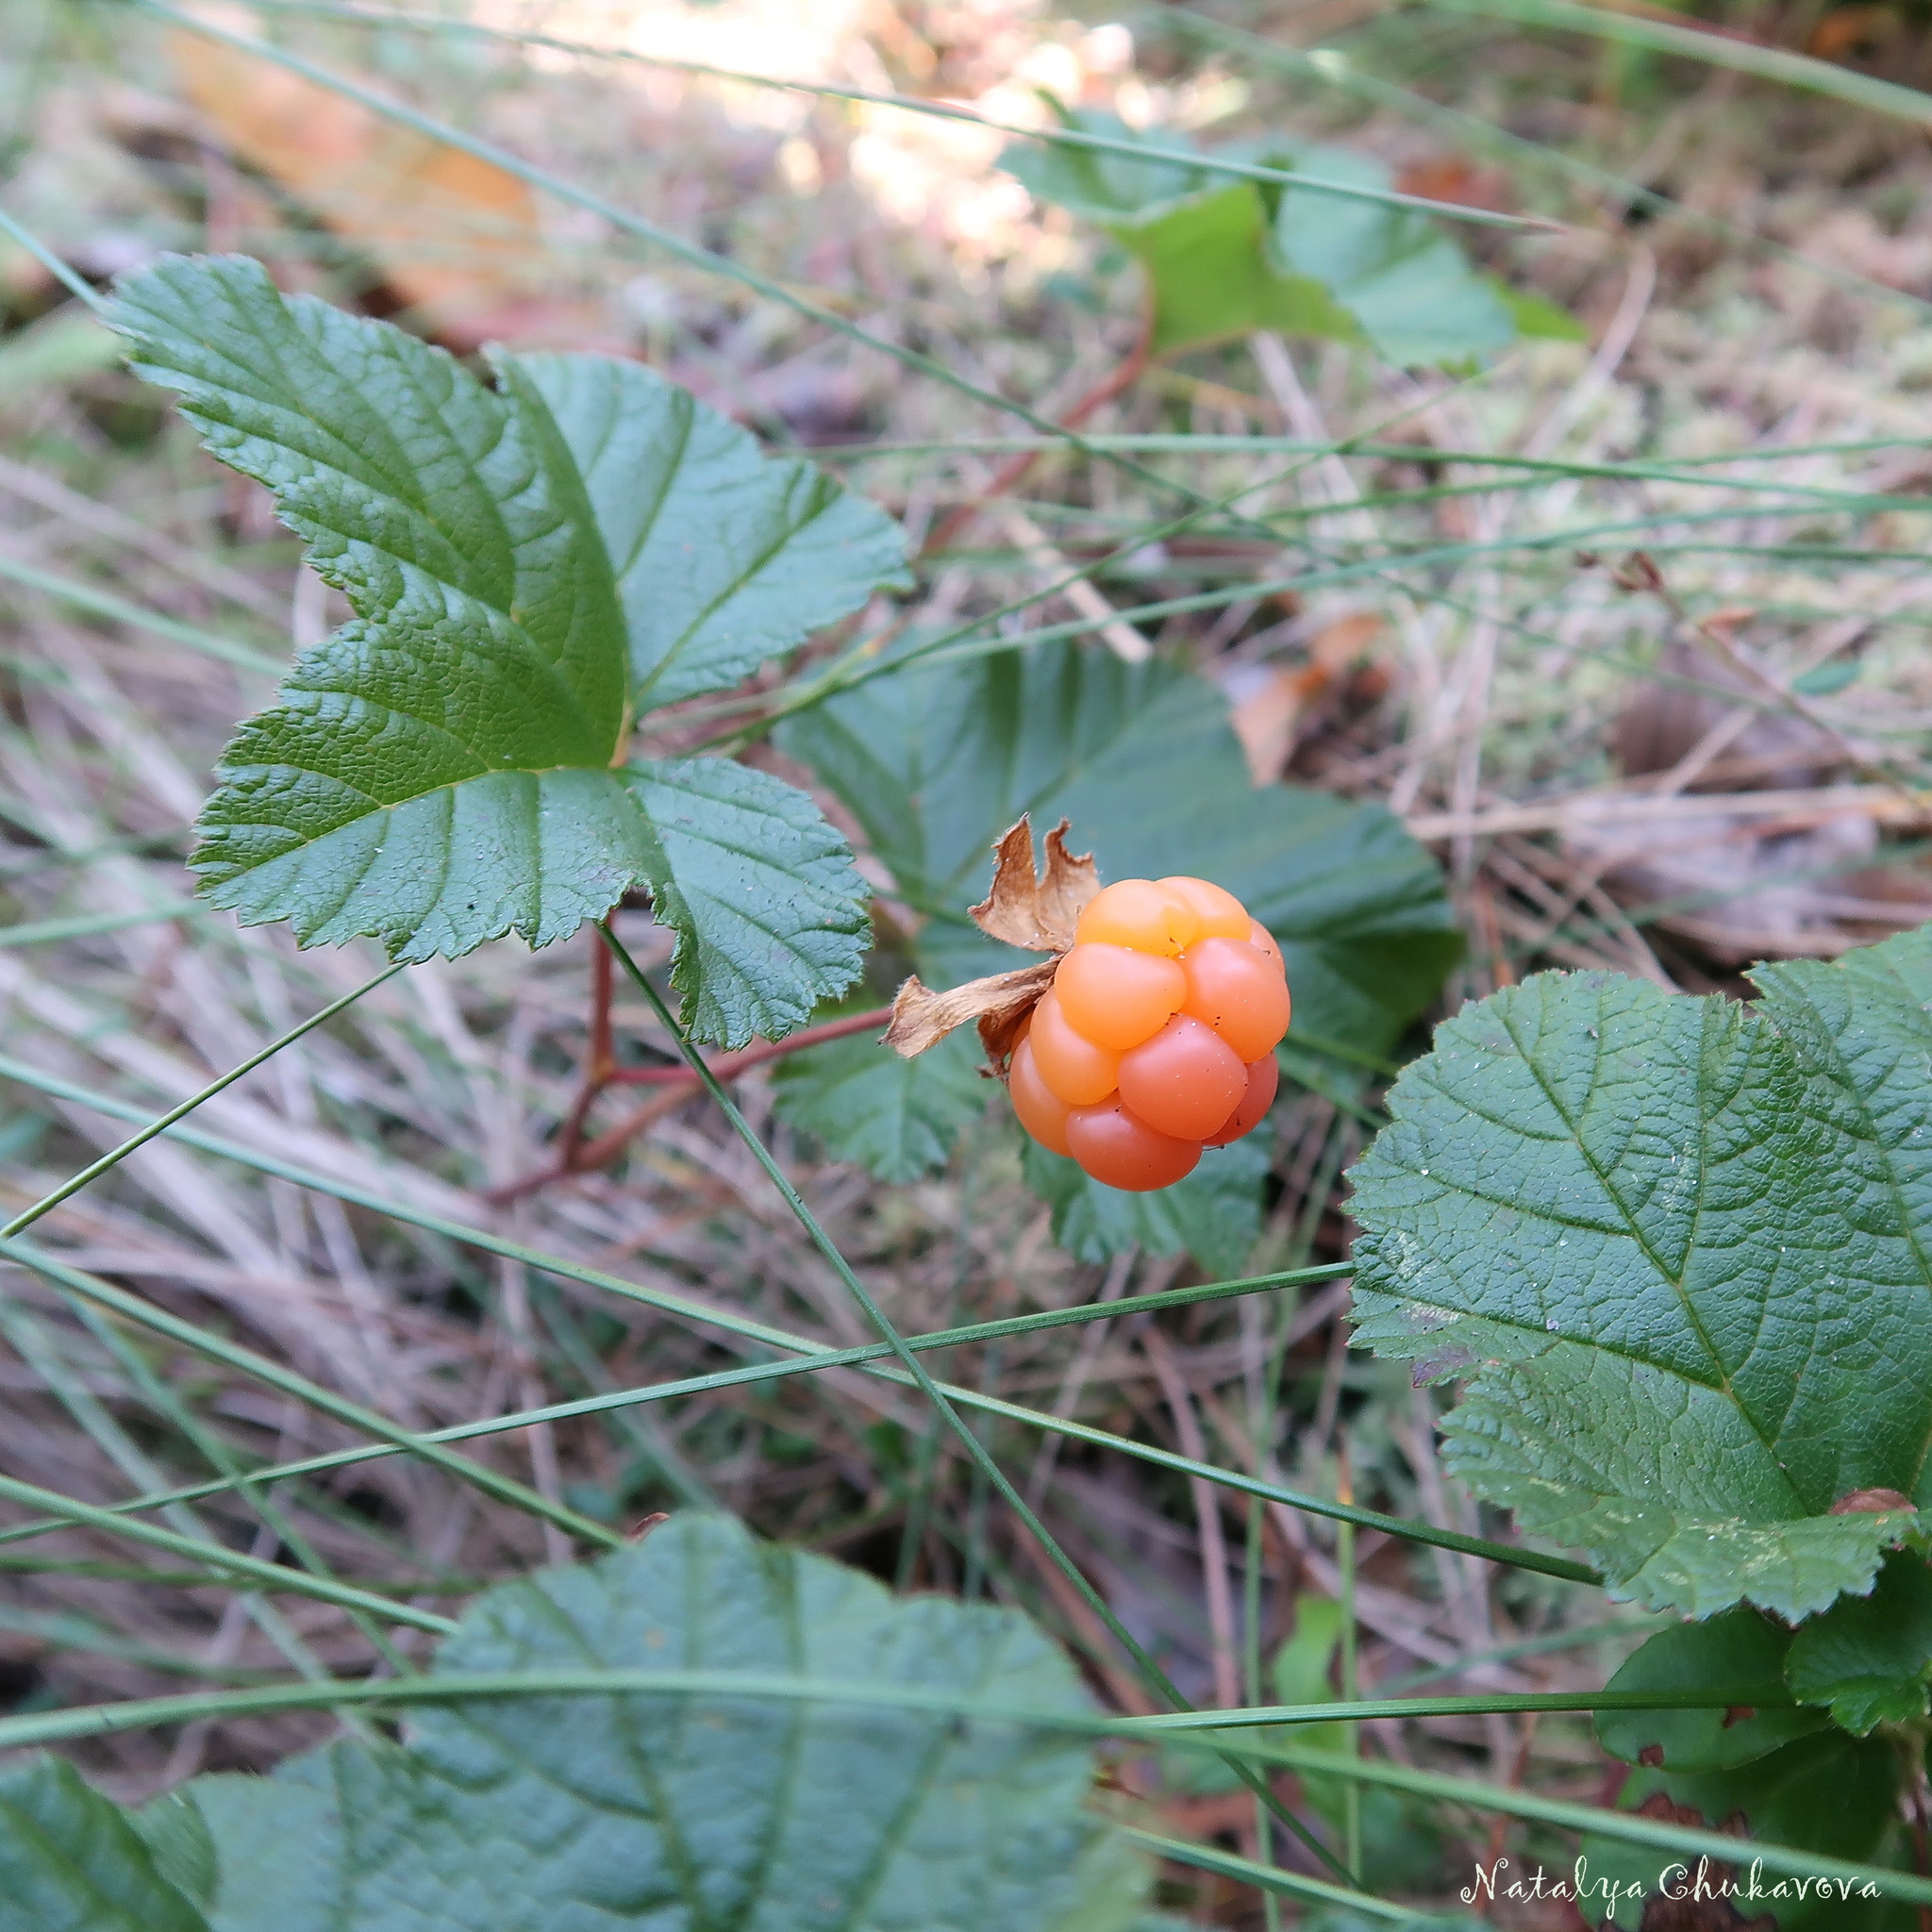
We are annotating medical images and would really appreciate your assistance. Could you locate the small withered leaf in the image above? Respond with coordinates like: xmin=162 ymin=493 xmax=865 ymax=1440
xmin=1829 ymin=1488 xmax=1917 ymax=1515
xmin=885 ymin=961 xmax=1059 ymax=1063
xmin=968 ymin=816 xmax=1099 ymax=954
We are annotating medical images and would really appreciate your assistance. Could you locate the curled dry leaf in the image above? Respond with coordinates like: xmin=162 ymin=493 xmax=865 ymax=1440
xmin=1830 ymin=1488 xmax=1917 ymax=1516
xmin=883 ymin=960 xmax=1059 ymax=1067
xmin=885 ymin=816 xmax=1098 ymax=1074
xmin=969 ymin=817 xmax=1101 ymax=953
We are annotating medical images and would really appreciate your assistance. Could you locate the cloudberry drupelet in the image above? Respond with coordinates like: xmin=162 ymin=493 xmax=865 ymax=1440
xmin=1011 ymin=876 xmax=1290 ymax=1191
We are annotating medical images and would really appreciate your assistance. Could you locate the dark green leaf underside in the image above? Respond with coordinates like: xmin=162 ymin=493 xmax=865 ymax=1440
xmin=778 ymin=638 xmax=1459 ymax=1050
xmin=1785 ymin=1554 xmax=1932 ymax=1734
xmin=1582 ymin=1728 xmax=1906 ymax=1930
xmin=1596 ymin=1610 xmax=1823 ymax=1772
xmin=779 ymin=636 xmax=1455 ymax=1236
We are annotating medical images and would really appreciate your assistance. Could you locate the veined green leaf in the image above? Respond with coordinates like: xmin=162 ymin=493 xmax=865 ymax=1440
xmin=1272 ymin=148 xmax=1515 ymax=368
xmin=1596 ymin=1609 xmax=1824 ymax=1771
xmin=1580 ymin=1730 xmax=1906 ymax=1930
xmin=774 ymin=1024 xmax=987 ymax=1183
xmin=628 ymin=757 xmax=874 ymax=1048
xmin=1349 ymin=924 xmax=1932 ymax=1621
xmin=778 ymin=638 xmax=1457 ymax=1223
xmin=0 ymin=1757 xmax=210 ymax=1932
xmin=1784 ymin=1553 xmax=1932 ymax=1734
xmin=515 ymin=351 xmax=908 ymax=708
xmin=108 ymin=255 xmax=889 ymax=1035
xmin=174 ymin=1513 xmax=1148 ymax=1932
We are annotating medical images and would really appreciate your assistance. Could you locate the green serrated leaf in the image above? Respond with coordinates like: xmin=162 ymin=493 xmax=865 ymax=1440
xmin=627 ymin=758 xmax=871 ymax=1049
xmin=180 ymin=1514 xmax=1142 ymax=1932
xmin=773 ymin=1024 xmax=986 ymax=1182
xmin=777 ymin=638 xmax=1459 ymax=1051
xmin=1272 ymin=148 xmax=1515 ymax=368
xmin=1004 ymin=114 xmax=1566 ymax=364
xmin=107 ymin=256 xmax=883 ymax=1027
xmin=1595 ymin=1609 xmax=1824 ymax=1771
xmin=514 ymin=351 xmax=908 ymax=708
xmin=1580 ymin=1729 xmax=1906 ymax=1930
xmin=130 ymin=1793 xmax=220 ymax=1912
xmin=1349 ymin=932 xmax=1932 ymax=1621
xmin=1785 ymin=1553 xmax=1932 ymax=1734
xmin=998 ymin=111 xmax=1216 ymax=225
xmin=0 ymin=1757 xmax=210 ymax=1932
xmin=1022 ymin=1130 xmax=1269 ymax=1274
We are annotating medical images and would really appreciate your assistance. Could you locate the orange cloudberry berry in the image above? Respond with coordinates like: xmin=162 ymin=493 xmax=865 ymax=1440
xmin=1009 ymin=874 xmax=1291 ymax=1191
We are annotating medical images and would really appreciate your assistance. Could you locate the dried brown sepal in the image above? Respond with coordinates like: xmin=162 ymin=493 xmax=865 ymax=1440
xmin=884 ymin=961 xmax=1058 ymax=1063
xmin=968 ymin=816 xmax=1100 ymax=954
xmin=884 ymin=816 xmax=1098 ymax=1074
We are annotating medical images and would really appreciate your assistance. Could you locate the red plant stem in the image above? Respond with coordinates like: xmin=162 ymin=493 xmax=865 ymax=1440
xmin=553 ymin=941 xmax=618 ymax=1173
xmin=488 ymin=1004 xmax=894 ymax=1204
xmin=606 ymin=1005 xmax=891 ymax=1083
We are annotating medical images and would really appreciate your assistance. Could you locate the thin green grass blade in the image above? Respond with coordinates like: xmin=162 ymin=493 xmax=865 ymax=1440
xmin=1121 ymin=1828 xmax=1413 ymax=1919
xmin=0 ymin=206 xmax=107 ymax=312
xmin=129 ymin=0 xmax=1279 ymax=529
xmin=0 ymin=551 xmax=284 ymax=674
xmin=0 ymin=902 xmax=215 ymax=948
xmin=2 ymin=963 xmax=403 ymax=1237
xmin=0 ymin=1671 xmax=1787 ymax=1755
xmin=0 ymin=1056 xmax=1598 ymax=1580
xmin=594 ymin=921 xmax=1351 ymax=1883
xmin=0 ymin=1466 xmax=455 ymax=1632
xmin=1430 ymin=0 xmax=1932 ymax=127
xmin=1151 ymin=7 xmax=1932 ymax=325
xmin=0 ymin=1238 xmax=621 ymax=1551
xmin=0 ymin=1296 xmax=353 ymax=1697
xmin=0 ymin=1265 xmax=1354 ymax=1541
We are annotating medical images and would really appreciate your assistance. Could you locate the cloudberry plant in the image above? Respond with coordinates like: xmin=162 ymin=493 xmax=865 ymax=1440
xmin=1009 ymin=875 xmax=1289 ymax=1191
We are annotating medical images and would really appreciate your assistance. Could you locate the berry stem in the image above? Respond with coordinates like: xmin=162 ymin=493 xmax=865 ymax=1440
xmin=490 ymin=995 xmax=892 ymax=1204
